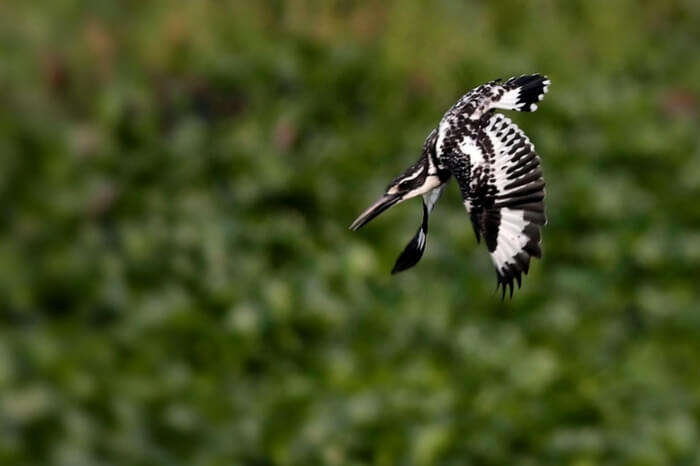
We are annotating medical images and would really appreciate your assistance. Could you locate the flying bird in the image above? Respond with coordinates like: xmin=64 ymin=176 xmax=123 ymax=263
xmin=349 ymin=74 xmax=550 ymax=298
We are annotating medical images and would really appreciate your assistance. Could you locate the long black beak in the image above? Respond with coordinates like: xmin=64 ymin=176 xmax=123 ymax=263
xmin=349 ymin=193 xmax=401 ymax=231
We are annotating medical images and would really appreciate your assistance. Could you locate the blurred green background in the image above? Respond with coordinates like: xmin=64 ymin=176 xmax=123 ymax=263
xmin=1 ymin=1 xmax=699 ymax=464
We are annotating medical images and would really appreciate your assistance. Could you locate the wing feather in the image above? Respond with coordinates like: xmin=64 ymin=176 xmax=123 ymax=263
xmin=442 ymin=113 xmax=546 ymax=297
xmin=444 ymin=74 xmax=550 ymax=121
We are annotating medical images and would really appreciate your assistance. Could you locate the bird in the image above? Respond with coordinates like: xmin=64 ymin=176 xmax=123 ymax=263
xmin=349 ymin=74 xmax=550 ymax=298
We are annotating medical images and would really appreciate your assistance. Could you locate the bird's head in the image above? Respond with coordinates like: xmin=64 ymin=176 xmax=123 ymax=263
xmin=349 ymin=132 xmax=442 ymax=231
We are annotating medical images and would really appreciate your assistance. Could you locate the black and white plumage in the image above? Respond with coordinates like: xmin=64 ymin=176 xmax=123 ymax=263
xmin=391 ymin=183 xmax=447 ymax=274
xmin=350 ymin=74 xmax=550 ymax=298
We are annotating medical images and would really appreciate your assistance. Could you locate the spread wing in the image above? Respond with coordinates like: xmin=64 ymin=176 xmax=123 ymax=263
xmin=443 ymin=113 xmax=546 ymax=298
xmin=445 ymin=74 xmax=550 ymax=121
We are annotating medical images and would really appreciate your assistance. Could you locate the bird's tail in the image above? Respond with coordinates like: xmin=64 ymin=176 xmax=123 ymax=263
xmin=492 ymin=74 xmax=550 ymax=112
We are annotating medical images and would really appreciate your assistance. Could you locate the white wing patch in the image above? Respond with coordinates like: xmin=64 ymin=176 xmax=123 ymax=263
xmin=493 ymin=87 xmax=523 ymax=111
xmin=430 ymin=75 xmax=551 ymax=296
xmin=491 ymin=208 xmax=528 ymax=272
xmin=458 ymin=135 xmax=484 ymax=167
xmin=441 ymin=74 xmax=551 ymax=123
xmin=479 ymin=114 xmax=546 ymax=296
xmin=491 ymin=78 xmax=550 ymax=113
xmin=437 ymin=113 xmax=545 ymax=297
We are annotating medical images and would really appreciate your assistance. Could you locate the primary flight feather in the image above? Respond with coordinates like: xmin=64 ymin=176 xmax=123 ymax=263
xmin=349 ymin=74 xmax=550 ymax=298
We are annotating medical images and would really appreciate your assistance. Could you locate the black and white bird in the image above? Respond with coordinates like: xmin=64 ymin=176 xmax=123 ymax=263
xmin=349 ymin=74 xmax=550 ymax=298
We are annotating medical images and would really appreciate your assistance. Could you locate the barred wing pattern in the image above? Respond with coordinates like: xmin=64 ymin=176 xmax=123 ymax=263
xmin=445 ymin=74 xmax=551 ymax=122
xmin=349 ymin=73 xmax=549 ymax=296
xmin=444 ymin=114 xmax=546 ymax=297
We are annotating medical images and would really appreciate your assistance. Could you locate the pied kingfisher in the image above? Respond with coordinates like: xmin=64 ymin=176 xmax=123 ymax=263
xmin=350 ymin=74 xmax=551 ymax=298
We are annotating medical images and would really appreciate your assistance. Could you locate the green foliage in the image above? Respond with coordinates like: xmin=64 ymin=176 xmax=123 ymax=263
xmin=0 ymin=1 xmax=699 ymax=464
